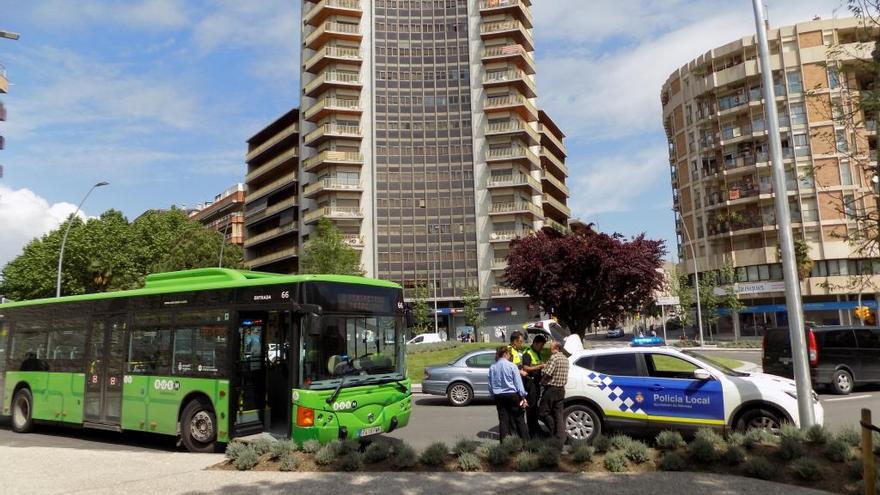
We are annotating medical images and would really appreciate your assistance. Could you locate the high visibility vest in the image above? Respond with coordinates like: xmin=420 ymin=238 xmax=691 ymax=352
xmin=524 ymin=347 xmax=542 ymax=367
xmin=508 ymin=345 xmax=522 ymax=366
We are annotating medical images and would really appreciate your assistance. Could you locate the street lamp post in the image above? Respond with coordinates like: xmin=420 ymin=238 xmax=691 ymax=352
xmin=675 ymin=209 xmax=704 ymax=347
xmin=56 ymin=182 xmax=109 ymax=298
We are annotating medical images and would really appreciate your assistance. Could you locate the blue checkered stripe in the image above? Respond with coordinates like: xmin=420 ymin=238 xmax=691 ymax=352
xmin=586 ymin=371 xmax=646 ymax=416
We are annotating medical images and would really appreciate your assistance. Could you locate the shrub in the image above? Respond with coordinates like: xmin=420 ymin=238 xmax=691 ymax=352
xmin=789 ymin=457 xmax=823 ymax=482
xmin=604 ymin=451 xmax=629 ymax=472
xmin=688 ymin=437 xmax=720 ymax=464
xmin=838 ymin=426 xmax=861 ymax=447
xmin=233 ymin=446 xmax=259 ymax=471
xmin=609 ymin=434 xmax=634 ymax=451
xmin=279 ymin=452 xmax=300 ymax=472
xmin=453 ymin=438 xmax=481 ymax=455
xmin=301 ymin=440 xmax=321 ymax=454
xmin=458 ymin=452 xmax=482 ymax=472
xmin=592 ymin=435 xmax=611 ymax=453
xmin=419 ymin=442 xmax=448 ymax=466
xmin=339 ymin=438 xmax=362 ymax=455
xmin=849 ymin=459 xmax=864 ymax=480
xmin=778 ymin=436 xmax=806 ymax=460
xmin=537 ymin=445 xmax=561 ymax=468
xmin=339 ymin=451 xmax=362 ymax=472
xmin=484 ymin=443 xmax=511 ymax=467
xmin=363 ymin=442 xmax=391 ymax=464
xmin=742 ymin=456 xmax=775 ymax=480
xmin=249 ymin=438 xmax=273 ymax=456
xmin=391 ymin=443 xmax=418 ymax=469
xmin=723 ymin=445 xmax=746 ymax=465
xmin=524 ymin=437 xmax=545 ymax=453
xmin=806 ymin=424 xmax=831 ymax=445
xmin=225 ymin=440 xmax=248 ymax=460
xmin=570 ymin=444 xmax=595 ymax=464
xmin=659 ymin=452 xmax=688 ymax=471
xmin=780 ymin=423 xmax=806 ymax=442
xmin=514 ymin=452 xmax=539 ymax=472
xmin=656 ymin=431 xmax=685 ymax=451
xmin=695 ymin=427 xmax=724 ymax=446
xmin=315 ymin=443 xmax=339 ymax=466
xmin=743 ymin=428 xmax=775 ymax=449
xmin=500 ymin=435 xmax=524 ymax=454
xmin=270 ymin=441 xmax=293 ymax=460
xmin=623 ymin=440 xmax=650 ymax=464
xmin=824 ymin=438 xmax=856 ymax=462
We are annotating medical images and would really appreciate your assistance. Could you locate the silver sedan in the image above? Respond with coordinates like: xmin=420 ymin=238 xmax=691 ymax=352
xmin=421 ymin=349 xmax=496 ymax=406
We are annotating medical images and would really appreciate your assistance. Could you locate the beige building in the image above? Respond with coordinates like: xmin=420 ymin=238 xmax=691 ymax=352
xmin=243 ymin=0 xmax=571 ymax=333
xmin=662 ymin=17 xmax=880 ymax=332
xmin=190 ymin=184 xmax=246 ymax=247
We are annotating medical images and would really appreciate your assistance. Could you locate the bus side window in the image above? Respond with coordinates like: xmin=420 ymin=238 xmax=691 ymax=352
xmin=128 ymin=328 xmax=172 ymax=375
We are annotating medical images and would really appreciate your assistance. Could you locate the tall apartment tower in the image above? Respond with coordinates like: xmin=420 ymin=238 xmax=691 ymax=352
xmin=661 ymin=17 xmax=880 ymax=331
xmin=190 ymin=184 xmax=247 ymax=247
xmin=246 ymin=0 xmax=570 ymax=332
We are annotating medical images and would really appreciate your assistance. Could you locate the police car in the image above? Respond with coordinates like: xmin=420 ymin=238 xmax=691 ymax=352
xmin=562 ymin=347 xmax=824 ymax=442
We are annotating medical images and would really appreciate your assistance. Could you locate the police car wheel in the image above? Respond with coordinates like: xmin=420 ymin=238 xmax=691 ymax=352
xmin=447 ymin=382 xmax=473 ymax=407
xmin=564 ymin=404 xmax=601 ymax=443
xmin=831 ymin=369 xmax=853 ymax=395
xmin=736 ymin=408 xmax=781 ymax=433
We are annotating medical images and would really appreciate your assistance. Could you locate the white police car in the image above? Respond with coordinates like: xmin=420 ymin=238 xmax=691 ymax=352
xmin=563 ymin=347 xmax=824 ymax=442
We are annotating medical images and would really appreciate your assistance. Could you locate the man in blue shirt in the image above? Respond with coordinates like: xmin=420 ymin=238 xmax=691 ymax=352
xmin=488 ymin=346 xmax=530 ymax=441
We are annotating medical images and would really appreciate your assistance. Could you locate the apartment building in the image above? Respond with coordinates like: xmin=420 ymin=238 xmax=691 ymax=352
xmin=243 ymin=0 xmax=570 ymax=334
xmin=661 ymin=17 xmax=880 ymax=333
xmin=189 ymin=184 xmax=246 ymax=247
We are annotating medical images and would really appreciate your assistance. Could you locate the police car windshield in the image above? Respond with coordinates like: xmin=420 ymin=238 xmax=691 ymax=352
xmin=682 ymin=351 xmax=748 ymax=377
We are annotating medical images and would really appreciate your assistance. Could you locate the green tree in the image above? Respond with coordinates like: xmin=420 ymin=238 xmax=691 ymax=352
xmin=676 ymin=263 xmax=742 ymax=341
xmin=299 ymin=218 xmax=364 ymax=275
xmin=409 ymin=283 xmax=432 ymax=335
xmin=461 ymin=286 xmax=485 ymax=334
xmin=155 ymin=221 xmax=243 ymax=272
xmin=672 ymin=273 xmax=694 ymax=329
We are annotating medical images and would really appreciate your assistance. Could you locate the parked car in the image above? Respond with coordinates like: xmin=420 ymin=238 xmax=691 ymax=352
xmin=524 ymin=319 xmax=584 ymax=356
xmin=607 ymin=327 xmax=625 ymax=338
xmin=422 ymin=349 xmax=495 ymax=406
xmin=563 ymin=347 xmax=823 ymax=443
xmin=763 ymin=325 xmax=880 ymax=395
xmin=407 ymin=332 xmax=444 ymax=345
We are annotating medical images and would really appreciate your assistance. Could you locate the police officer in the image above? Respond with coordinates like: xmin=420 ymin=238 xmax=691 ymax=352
xmin=507 ymin=331 xmax=527 ymax=377
xmin=521 ymin=334 xmax=546 ymax=437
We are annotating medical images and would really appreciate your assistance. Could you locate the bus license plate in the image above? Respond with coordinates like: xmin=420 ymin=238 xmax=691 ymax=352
xmin=359 ymin=426 xmax=383 ymax=437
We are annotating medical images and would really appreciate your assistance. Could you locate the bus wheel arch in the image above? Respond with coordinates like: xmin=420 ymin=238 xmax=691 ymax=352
xmin=11 ymin=384 xmax=35 ymax=433
xmin=178 ymin=393 xmax=218 ymax=453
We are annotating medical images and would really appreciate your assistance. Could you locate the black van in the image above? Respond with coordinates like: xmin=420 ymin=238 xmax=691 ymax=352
xmin=763 ymin=325 xmax=880 ymax=395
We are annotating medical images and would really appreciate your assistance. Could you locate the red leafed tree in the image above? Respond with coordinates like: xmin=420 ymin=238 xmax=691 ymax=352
xmin=505 ymin=227 xmax=666 ymax=336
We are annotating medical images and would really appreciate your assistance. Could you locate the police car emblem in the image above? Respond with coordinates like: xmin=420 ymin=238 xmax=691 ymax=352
xmin=635 ymin=392 xmax=645 ymax=404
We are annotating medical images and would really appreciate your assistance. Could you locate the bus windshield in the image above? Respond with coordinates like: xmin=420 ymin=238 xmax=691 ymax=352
xmin=302 ymin=314 xmax=405 ymax=390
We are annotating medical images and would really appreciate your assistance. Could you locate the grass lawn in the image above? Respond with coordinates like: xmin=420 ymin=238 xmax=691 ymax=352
xmin=406 ymin=342 xmax=496 ymax=383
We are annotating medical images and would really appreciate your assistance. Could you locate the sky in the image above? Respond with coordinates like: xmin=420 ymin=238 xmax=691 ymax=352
xmin=0 ymin=0 xmax=845 ymax=267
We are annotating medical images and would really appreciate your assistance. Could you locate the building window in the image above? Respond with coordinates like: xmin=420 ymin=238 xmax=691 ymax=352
xmin=793 ymin=133 xmax=810 ymax=157
xmin=828 ymin=66 xmax=840 ymax=89
xmin=790 ymin=102 xmax=806 ymax=125
xmin=840 ymin=161 xmax=853 ymax=186
xmin=786 ymin=70 xmax=803 ymax=93
xmin=843 ymin=193 xmax=857 ymax=219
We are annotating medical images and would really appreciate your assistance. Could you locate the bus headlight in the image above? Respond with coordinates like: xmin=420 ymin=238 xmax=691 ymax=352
xmin=296 ymin=406 xmax=315 ymax=427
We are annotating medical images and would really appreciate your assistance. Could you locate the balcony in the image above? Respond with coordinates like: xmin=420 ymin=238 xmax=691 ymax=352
xmin=244 ymin=222 xmax=297 ymax=248
xmin=303 ymin=0 xmax=362 ymax=27
xmin=489 ymin=200 xmax=544 ymax=218
xmin=304 ymin=96 xmax=361 ymax=123
xmin=480 ymin=20 xmax=533 ymax=51
xmin=245 ymin=147 xmax=298 ymax=183
xmin=540 ymin=148 xmax=568 ymax=177
xmin=540 ymin=126 xmax=567 ymax=156
xmin=0 ymin=135 xmax=4 ymax=150
xmin=544 ymin=217 xmax=569 ymax=234
xmin=245 ymin=174 xmax=297 ymax=204
xmin=484 ymin=94 xmax=537 ymax=121
xmin=304 ymin=206 xmax=364 ymax=224
xmin=491 ymin=257 xmax=508 ymax=271
xmin=487 ymin=172 xmax=540 ymax=191
xmin=483 ymin=69 xmax=536 ymax=98
xmin=491 ymin=285 xmax=526 ymax=298
xmin=246 ymin=247 xmax=298 ymax=269
xmin=246 ymin=122 xmax=298 ymax=162
xmin=486 ymin=145 xmax=539 ymax=167
xmin=489 ymin=227 xmax=533 ymax=242
xmin=0 ymin=101 xmax=5 ymax=121
xmin=304 ymin=21 xmax=362 ymax=50
xmin=302 ymin=150 xmax=363 ymax=173
xmin=304 ymin=45 xmax=362 ymax=74
xmin=304 ymin=123 xmax=362 ymax=146
xmin=303 ymin=177 xmax=363 ymax=198
xmin=304 ymin=70 xmax=362 ymax=97
xmin=541 ymin=170 xmax=569 ymax=197
xmin=485 ymin=119 xmax=539 ymax=145
xmin=481 ymin=44 xmax=535 ymax=74
xmin=245 ymin=197 xmax=298 ymax=225
xmin=0 ymin=64 xmax=6 ymax=94
xmin=480 ymin=0 xmax=533 ymax=28
xmin=542 ymin=194 xmax=571 ymax=217
xmin=719 ymin=125 xmax=754 ymax=145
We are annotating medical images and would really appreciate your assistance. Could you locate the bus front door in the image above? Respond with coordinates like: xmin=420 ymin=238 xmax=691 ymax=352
xmin=266 ymin=310 xmax=293 ymax=435
xmin=83 ymin=315 xmax=127 ymax=429
xmin=234 ymin=313 xmax=266 ymax=435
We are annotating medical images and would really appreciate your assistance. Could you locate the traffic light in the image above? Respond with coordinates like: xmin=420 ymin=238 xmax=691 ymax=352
xmin=854 ymin=306 xmax=872 ymax=322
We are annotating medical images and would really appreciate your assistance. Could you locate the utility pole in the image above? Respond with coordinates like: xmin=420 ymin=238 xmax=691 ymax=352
xmin=675 ymin=209 xmax=704 ymax=347
xmin=751 ymin=0 xmax=815 ymax=428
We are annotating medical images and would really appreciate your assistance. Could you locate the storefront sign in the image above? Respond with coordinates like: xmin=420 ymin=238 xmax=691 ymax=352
xmin=714 ymin=281 xmax=786 ymax=296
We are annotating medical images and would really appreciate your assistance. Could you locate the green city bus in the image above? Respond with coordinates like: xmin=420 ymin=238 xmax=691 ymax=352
xmin=0 ymin=268 xmax=412 ymax=452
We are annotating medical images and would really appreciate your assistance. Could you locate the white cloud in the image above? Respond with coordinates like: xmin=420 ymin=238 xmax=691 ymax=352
xmin=30 ymin=0 xmax=188 ymax=30
xmin=0 ymin=185 xmax=84 ymax=268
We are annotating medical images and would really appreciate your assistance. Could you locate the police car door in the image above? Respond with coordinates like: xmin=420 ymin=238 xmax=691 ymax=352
xmin=640 ymin=352 xmax=724 ymax=429
xmin=585 ymin=353 xmax=649 ymax=431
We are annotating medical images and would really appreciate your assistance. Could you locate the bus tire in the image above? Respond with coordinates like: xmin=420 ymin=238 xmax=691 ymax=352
xmin=181 ymin=399 xmax=217 ymax=453
xmin=11 ymin=388 xmax=34 ymax=433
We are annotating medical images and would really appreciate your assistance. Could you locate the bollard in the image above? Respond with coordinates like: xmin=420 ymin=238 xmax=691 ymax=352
xmin=863 ymin=408 xmax=875 ymax=495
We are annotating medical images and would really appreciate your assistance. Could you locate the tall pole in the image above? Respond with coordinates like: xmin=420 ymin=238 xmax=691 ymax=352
xmin=56 ymin=182 xmax=109 ymax=297
xmin=433 ymin=226 xmax=439 ymax=335
xmin=676 ymin=210 xmax=704 ymax=346
xmin=752 ymin=0 xmax=815 ymax=427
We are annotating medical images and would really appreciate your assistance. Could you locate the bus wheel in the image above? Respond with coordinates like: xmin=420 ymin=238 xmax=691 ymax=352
xmin=181 ymin=399 xmax=217 ymax=453
xmin=11 ymin=388 xmax=34 ymax=433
